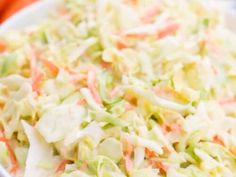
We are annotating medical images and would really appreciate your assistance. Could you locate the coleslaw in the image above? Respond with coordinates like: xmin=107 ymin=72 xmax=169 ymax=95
xmin=0 ymin=0 xmax=236 ymax=177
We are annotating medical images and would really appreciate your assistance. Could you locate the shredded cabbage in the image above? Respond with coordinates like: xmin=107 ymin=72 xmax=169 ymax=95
xmin=0 ymin=0 xmax=236 ymax=177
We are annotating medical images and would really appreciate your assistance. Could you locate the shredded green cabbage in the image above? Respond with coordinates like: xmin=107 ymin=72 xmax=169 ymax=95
xmin=0 ymin=0 xmax=236 ymax=177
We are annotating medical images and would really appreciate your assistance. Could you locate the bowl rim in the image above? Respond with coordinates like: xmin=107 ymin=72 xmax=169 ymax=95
xmin=0 ymin=0 xmax=61 ymax=33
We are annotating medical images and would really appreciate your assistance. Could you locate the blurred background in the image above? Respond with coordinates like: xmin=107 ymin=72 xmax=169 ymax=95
xmin=0 ymin=0 xmax=37 ymax=23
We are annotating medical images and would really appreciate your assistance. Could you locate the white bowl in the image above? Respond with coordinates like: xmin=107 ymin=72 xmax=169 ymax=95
xmin=0 ymin=0 xmax=61 ymax=32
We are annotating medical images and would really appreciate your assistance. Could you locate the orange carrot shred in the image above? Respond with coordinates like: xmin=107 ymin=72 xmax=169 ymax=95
xmin=77 ymin=99 xmax=86 ymax=106
xmin=161 ymin=123 xmax=181 ymax=134
xmin=148 ymin=160 xmax=168 ymax=173
xmin=56 ymin=160 xmax=69 ymax=173
xmin=158 ymin=22 xmax=179 ymax=39
xmin=141 ymin=4 xmax=161 ymax=24
xmin=0 ymin=137 xmax=19 ymax=174
xmin=122 ymin=139 xmax=134 ymax=173
xmin=0 ymin=41 xmax=7 ymax=53
xmin=124 ymin=154 xmax=133 ymax=173
xmin=100 ymin=61 xmax=112 ymax=69
xmin=32 ymin=73 xmax=43 ymax=94
xmin=145 ymin=148 xmax=157 ymax=158
xmin=41 ymin=59 xmax=59 ymax=76
xmin=122 ymin=0 xmax=137 ymax=6
xmin=213 ymin=135 xmax=224 ymax=146
xmin=219 ymin=97 xmax=236 ymax=105
xmin=116 ymin=38 xmax=129 ymax=50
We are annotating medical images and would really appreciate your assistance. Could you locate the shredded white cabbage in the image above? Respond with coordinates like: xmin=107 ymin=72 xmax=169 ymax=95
xmin=0 ymin=0 xmax=236 ymax=177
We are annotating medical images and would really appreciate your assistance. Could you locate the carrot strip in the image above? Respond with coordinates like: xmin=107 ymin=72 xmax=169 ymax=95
xmin=87 ymin=70 xmax=102 ymax=105
xmin=116 ymin=38 xmax=130 ymax=50
xmin=141 ymin=4 xmax=161 ymax=23
xmin=56 ymin=160 xmax=69 ymax=173
xmin=161 ymin=123 xmax=181 ymax=134
xmin=125 ymin=33 xmax=149 ymax=39
xmin=145 ymin=148 xmax=157 ymax=158
xmin=70 ymin=74 xmax=87 ymax=84
xmin=41 ymin=59 xmax=59 ymax=76
xmin=0 ymin=41 xmax=7 ymax=53
xmin=157 ymin=22 xmax=179 ymax=39
xmin=124 ymin=154 xmax=133 ymax=173
xmin=26 ymin=46 xmax=44 ymax=94
xmin=0 ymin=137 xmax=19 ymax=174
xmin=100 ymin=61 xmax=112 ymax=69
xmin=230 ymin=147 xmax=236 ymax=156
xmin=125 ymin=104 xmax=135 ymax=112
xmin=122 ymin=0 xmax=137 ymax=6
xmin=148 ymin=160 xmax=168 ymax=173
xmin=123 ymin=140 xmax=134 ymax=173
xmin=32 ymin=73 xmax=43 ymax=94
xmin=77 ymin=99 xmax=86 ymax=106
xmin=169 ymin=124 xmax=182 ymax=134
xmin=219 ymin=97 xmax=236 ymax=105
xmin=213 ymin=135 xmax=224 ymax=146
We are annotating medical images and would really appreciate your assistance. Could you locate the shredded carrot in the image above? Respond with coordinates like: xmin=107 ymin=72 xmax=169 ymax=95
xmin=0 ymin=41 xmax=7 ymax=53
xmin=141 ymin=4 xmax=161 ymax=24
xmin=100 ymin=61 xmax=112 ymax=69
xmin=219 ymin=97 xmax=236 ymax=105
xmin=70 ymin=74 xmax=87 ymax=84
xmin=26 ymin=46 xmax=44 ymax=94
xmin=157 ymin=22 xmax=179 ymax=39
xmin=230 ymin=147 xmax=236 ymax=156
xmin=125 ymin=104 xmax=135 ymax=112
xmin=57 ymin=6 xmax=69 ymax=16
xmin=161 ymin=123 xmax=181 ymax=134
xmin=213 ymin=135 xmax=225 ymax=146
xmin=65 ymin=67 xmax=77 ymax=75
xmin=77 ymin=99 xmax=86 ymax=106
xmin=122 ymin=21 xmax=179 ymax=40
xmin=125 ymin=32 xmax=149 ymax=39
xmin=41 ymin=59 xmax=59 ymax=76
xmin=32 ymin=73 xmax=44 ymax=94
xmin=154 ymin=86 xmax=177 ymax=96
xmin=124 ymin=154 xmax=133 ymax=173
xmin=148 ymin=160 xmax=168 ymax=174
xmin=56 ymin=160 xmax=69 ymax=173
xmin=123 ymin=139 xmax=134 ymax=157
xmin=122 ymin=0 xmax=137 ymax=6
xmin=116 ymin=38 xmax=129 ymax=50
xmin=123 ymin=140 xmax=134 ymax=173
xmin=124 ymin=94 xmax=137 ymax=106
xmin=169 ymin=123 xmax=182 ymax=134
xmin=87 ymin=70 xmax=102 ymax=105
xmin=145 ymin=148 xmax=157 ymax=158
xmin=0 ymin=137 xmax=19 ymax=174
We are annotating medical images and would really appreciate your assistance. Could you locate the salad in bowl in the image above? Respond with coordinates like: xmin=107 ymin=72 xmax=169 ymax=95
xmin=0 ymin=0 xmax=236 ymax=177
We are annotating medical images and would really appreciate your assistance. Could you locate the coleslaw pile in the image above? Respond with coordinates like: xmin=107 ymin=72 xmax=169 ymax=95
xmin=1 ymin=0 xmax=236 ymax=176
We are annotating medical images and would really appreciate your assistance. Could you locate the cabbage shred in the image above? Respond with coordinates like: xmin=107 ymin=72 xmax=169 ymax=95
xmin=0 ymin=0 xmax=236 ymax=177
